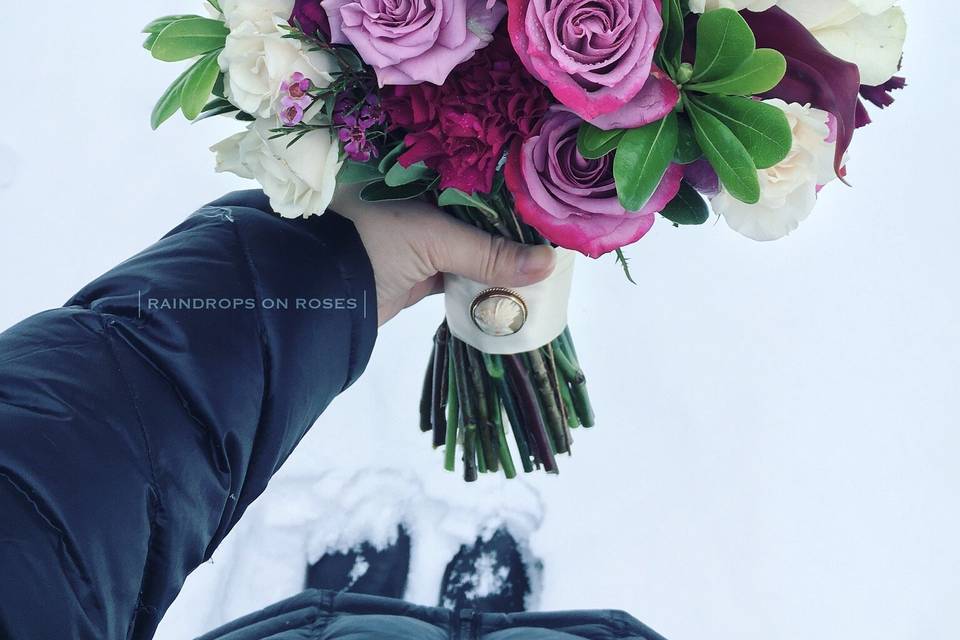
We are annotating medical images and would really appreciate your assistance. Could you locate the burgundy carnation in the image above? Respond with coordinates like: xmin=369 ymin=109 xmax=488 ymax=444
xmin=381 ymin=29 xmax=551 ymax=194
xmin=379 ymin=84 xmax=441 ymax=131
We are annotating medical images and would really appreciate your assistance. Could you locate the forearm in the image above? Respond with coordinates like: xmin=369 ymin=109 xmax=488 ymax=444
xmin=0 ymin=191 xmax=376 ymax=639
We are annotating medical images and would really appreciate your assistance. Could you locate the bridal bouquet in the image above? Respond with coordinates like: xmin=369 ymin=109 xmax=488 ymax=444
xmin=145 ymin=0 xmax=907 ymax=480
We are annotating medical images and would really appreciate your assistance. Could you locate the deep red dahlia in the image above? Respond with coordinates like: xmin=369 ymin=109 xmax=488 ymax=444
xmin=381 ymin=30 xmax=551 ymax=195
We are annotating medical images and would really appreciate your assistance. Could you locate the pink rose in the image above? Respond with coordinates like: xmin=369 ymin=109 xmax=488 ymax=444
xmin=505 ymin=107 xmax=682 ymax=258
xmin=507 ymin=0 xmax=678 ymax=129
xmin=322 ymin=0 xmax=507 ymax=86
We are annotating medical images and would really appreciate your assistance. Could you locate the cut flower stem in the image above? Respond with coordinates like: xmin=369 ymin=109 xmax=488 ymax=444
xmin=417 ymin=192 xmax=595 ymax=479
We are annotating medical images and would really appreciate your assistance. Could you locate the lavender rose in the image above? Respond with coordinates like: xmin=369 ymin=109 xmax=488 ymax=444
xmin=321 ymin=0 xmax=507 ymax=86
xmin=507 ymin=0 xmax=677 ymax=129
xmin=505 ymin=107 xmax=682 ymax=258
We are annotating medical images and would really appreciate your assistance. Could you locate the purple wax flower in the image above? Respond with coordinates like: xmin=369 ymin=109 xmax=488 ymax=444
xmin=280 ymin=98 xmax=306 ymax=126
xmin=281 ymin=72 xmax=313 ymax=100
xmin=338 ymin=126 xmax=377 ymax=163
xmin=278 ymin=72 xmax=314 ymax=126
xmin=334 ymin=94 xmax=383 ymax=162
xmin=359 ymin=94 xmax=385 ymax=128
xmin=334 ymin=94 xmax=383 ymax=131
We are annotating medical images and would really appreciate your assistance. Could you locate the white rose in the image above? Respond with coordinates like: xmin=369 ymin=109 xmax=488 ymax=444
xmin=220 ymin=0 xmax=293 ymax=28
xmin=212 ymin=117 xmax=343 ymax=219
xmin=777 ymin=0 xmax=906 ymax=86
xmin=218 ymin=0 xmax=337 ymax=117
xmin=688 ymin=0 xmax=778 ymax=14
xmin=712 ymin=100 xmax=838 ymax=242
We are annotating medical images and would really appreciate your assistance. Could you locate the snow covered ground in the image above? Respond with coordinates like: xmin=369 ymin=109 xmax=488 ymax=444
xmin=2 ymin=2 xmax=958 ymax=640
xmin=158 ymin=469 xmax=545 ymax=634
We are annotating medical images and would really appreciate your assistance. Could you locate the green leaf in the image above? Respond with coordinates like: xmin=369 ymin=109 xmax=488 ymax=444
xmin=202 ymin=97 xmax=234 ymax=112
xmin=339 ymin=160 xmax=384 ymax=184
xmin=143 ymin=32 xmax=159 ymax=51
xmin=151 ymin=17 xmax=229 ymax=62
xmin=658 ymin=0 xmax=685 ymax=72
xmin=660 ymin=182 xmax=711 ymax=225
xmin=150 ymin=65 xmax=193 ymax=130
xmin=687 ymin=49 xmax=787 ymax=96
xmin=208 ymin=0 xmax=223 ymax=13
xmin=193 ymin=105 xmax=237 ymax=122
xmin=336 ymin=48 xmax=366 ymax=72
xmin=437 ymin=189 xmax=501 ymax=219
xmin=360 ymin=179 xmax=438 ymax=202
xmin=377 ymin=143 xmax=405 ymax=174
xmin=323 ymin=93 xmax=337 ymax=120
xmin=660 ymin=0 xmax=672 ymax=48
xmin=212 ymin=74 xmax=225 ymax=98
xmin=193 ymin=97 xmax=238 ymax=122
xmin=689 ymin=94 xmax=792 ymax=169
xmin=385 ymin=161 xmax=435 ymax=187
xmin=577 ymin=123 xmax=625 ymax=160
xmin=491 ymin=172 xmax=506 ymax=195
xmin=674 ymin=115 xmax=702 ymax=164
xmin=613 ymin=113 xmax=679 ymax=211
xmin=685 ymin=96 xmax=760 ymax=204
xmin=142 ymin=15 xmax=201 ymax=34
xmin=180 ymin=52 xmax=222 ymax=120
xmin=691 ymin=8 xmax=755 ymax=83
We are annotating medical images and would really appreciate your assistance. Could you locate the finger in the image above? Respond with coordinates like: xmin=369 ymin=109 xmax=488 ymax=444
xmin=427 ymin=216 xmax=557 ymax=287
xmin=404 ymin=275 xmax=444 ymax=310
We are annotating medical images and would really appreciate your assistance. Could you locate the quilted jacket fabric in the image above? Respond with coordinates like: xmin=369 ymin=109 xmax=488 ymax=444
xmin=198 ymin=590 xmax=668 ymax=640
xmin=0 ymin=191 xmax=377 ymax=639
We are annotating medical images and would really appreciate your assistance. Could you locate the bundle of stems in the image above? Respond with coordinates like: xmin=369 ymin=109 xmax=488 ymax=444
xmin=418 ymin=189 xmax=595 ymax=481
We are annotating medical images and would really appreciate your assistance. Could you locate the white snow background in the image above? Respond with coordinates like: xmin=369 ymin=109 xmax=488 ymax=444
xmin=1 ymin=2 xmax=957 ymax=639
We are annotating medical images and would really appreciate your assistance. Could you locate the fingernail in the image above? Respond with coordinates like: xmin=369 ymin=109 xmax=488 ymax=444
xmin=517 ymin=245 xmax=556 ymax=277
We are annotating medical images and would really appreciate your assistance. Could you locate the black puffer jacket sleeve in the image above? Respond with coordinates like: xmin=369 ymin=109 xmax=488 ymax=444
xmin=0 ymin=191 xmax=378 ymax=640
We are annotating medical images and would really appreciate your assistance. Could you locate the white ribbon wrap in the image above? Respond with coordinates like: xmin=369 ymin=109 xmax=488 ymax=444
xmin=444 ymin=249 xmax=576 ymax=355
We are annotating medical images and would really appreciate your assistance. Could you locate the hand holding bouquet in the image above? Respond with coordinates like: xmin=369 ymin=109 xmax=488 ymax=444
xmin=144 ymin=0 xmax=907 ymax=480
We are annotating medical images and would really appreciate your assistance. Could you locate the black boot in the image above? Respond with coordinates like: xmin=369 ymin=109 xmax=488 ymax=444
xmin=439 ymin=528 xmax=531 ymax=613
xmin=305 ymin=526 xmax=411 ymax=599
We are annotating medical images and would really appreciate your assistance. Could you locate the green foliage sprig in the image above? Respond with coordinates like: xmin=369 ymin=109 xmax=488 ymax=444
xmin=143 ymin=15 xmax=229 ymax=129
xmin=576 ymin=5 xmax=793 ymax=227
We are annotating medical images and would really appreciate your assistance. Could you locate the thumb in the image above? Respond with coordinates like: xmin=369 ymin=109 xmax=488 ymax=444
xmin=429 ymin=216 xmax=557 ymax=287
